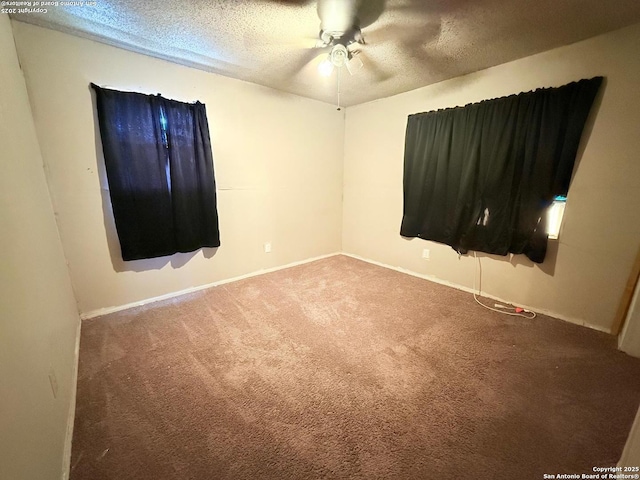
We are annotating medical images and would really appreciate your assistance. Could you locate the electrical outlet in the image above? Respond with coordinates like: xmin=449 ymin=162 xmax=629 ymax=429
xmin=422 ymin=249 xmax=430 ymax=260
xmin=264 ymin=242 xmax=272 ymax=253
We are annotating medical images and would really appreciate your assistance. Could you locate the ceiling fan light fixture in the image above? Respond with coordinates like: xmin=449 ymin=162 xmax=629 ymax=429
xmin=346 ymin=53 xmax=363 ymax=75
xmin=318 ymin=57 xmax=335 ymax=77
xmin=329 ymin=43 xmax=349 ymax=68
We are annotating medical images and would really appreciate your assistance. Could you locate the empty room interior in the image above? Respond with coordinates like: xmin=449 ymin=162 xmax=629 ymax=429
xmin=3 ymin=0 xmax=640 ymax=479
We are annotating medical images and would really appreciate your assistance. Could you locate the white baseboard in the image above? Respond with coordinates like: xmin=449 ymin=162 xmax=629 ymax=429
xmin=61 ymin=316 xmax=81 ymax=480
xmin=342 ymin=252 xmax=611 ymax=335
xmin=80 ymin=250 xmax=609 ymax=335
xmin=80 ymin=252 xmax=341 ymax=320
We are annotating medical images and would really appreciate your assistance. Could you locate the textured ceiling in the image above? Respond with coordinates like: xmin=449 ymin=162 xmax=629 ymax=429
xmin=11 ymin=0 xmax=640 ymax=106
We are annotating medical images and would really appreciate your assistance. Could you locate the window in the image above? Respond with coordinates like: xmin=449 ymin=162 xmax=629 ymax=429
xmin=91 ymin=84 xmax=220 ymax=261
xmin=401 ymin=76 xmax=602 ymax=263
xmin=547 ymin=195 xmax=566 ymax=240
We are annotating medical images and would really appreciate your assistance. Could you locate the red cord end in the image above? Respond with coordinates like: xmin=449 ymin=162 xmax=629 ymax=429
xmin=515 ymin=307 xmax=524 ymax=313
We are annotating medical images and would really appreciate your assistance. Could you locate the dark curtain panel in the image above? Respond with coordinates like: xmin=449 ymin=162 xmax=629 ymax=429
xmin=92 ymin=85 xmax=220 ymax=261
xmin=160 ymin=98 xmax=220 ymax=254
xmin=400 ymin=77 xmax=602 ymax=263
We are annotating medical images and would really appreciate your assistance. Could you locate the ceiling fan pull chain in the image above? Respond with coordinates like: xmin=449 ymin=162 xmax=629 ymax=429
xmin=337 ymin=66 xmax=342 ymax=111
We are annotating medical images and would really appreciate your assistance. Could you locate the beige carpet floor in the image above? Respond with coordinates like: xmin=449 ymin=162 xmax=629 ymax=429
xmin=70 ymin=255 xmax=640 ymax=479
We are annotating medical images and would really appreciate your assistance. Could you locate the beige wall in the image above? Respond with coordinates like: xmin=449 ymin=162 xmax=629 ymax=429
xmin=342 ymin=23 xmax=640 ymax=332
xmin=620 ymin=280 xmax=640 ymax=358
xmin=11 ymin=21 xmax=344 ymax=316
xmin=0 ymin=14 xmax=80 ymax=480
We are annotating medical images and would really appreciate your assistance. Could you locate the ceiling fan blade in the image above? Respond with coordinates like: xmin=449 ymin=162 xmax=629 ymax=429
xmin=386 ymin=0 xmax=461 ymax=15
xmin=345 ymin=53 xmax=363 ymax=75
xmin=317 ymin=0 xmax=358 ymax=33
xmin=354 ymin=49 xmax=393 ymax=82
xmin=355 ymin=0 xmax=386 ymax=29
xmin=244 ymin=32 xmax=320 ymax=50
xmin=402 ymin=45 xmax=455 ymax=77
xmin=255 ymin=0 xmax=315 ymax=5
xmin=363 ymin=20 xmax=442 ymax=46
xmin=282 ymin=46 xmax=330 ymax=79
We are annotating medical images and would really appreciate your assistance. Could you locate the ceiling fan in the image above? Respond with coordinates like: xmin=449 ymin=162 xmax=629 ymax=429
xmin=249 ymin=0 xmax=384 ymax=78
xmin=251 ymin=0 xmax=442 ymax=84
xmin=314 ymin=0 xmax=366 ymax=77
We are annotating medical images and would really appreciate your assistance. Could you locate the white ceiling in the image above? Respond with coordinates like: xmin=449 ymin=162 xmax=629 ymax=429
xmin=11 ymin=1 xmax=640 ymax=106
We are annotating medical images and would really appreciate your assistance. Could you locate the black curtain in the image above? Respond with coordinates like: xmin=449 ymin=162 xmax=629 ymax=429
xmin=92 ymin=85 xmax=220 ymax=261
xmin=400 ymin=77 xmax=602 ymax=263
